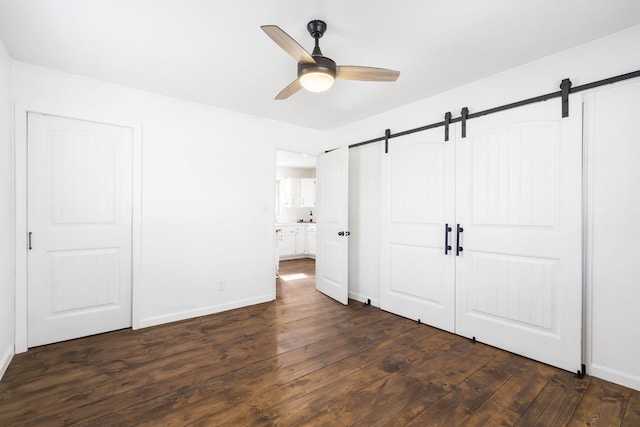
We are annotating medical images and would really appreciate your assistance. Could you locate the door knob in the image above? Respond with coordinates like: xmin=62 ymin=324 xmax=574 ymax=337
xmin=338 ymin=231 xmax=345 ymax=236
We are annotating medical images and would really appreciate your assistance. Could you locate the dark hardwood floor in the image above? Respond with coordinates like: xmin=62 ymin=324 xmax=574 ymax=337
xmin=1 ymin=258 xmax=639 ymax=426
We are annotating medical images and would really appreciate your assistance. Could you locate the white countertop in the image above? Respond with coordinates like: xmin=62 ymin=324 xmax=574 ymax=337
xmin=276 ymin=222 xmax=316 ymax=227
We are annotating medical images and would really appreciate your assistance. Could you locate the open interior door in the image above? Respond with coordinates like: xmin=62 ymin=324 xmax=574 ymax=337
xmin=316 ymin=147 xmax=349 ymax=304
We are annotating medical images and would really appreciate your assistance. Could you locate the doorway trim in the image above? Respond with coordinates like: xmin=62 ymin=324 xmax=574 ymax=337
xmin=14 ymin=104 xmax=143 ymax=353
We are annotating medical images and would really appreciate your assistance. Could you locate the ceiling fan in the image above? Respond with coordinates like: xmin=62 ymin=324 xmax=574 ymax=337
xmin=261 ymin=20 xmax=400 ymax=99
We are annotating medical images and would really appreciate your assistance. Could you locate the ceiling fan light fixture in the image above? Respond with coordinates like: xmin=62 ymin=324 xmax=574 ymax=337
xmin=298 ymin=56 xmax=337 ymax=93
xmin=299 ymin=70 xmax=335 ymax=92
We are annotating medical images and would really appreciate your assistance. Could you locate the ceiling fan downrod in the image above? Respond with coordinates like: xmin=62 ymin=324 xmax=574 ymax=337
xmin=307 ymin=20 xmax=327 ymax=57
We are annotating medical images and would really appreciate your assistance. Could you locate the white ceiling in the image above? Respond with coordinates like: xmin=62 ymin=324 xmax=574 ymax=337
xmin=1 ymin=1 xmax=639 ymax=131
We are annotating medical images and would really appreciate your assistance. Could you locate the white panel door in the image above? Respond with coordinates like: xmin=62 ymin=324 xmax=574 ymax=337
xmin=455 ymin=98 xmax=582 ymax=372
xmin=380 ymin=127 xmax=456 ymax=331
xmin=316 ymin=147 xmax=349 ymax=304
xmin=28 ymin=113 xmax=133 ymax=347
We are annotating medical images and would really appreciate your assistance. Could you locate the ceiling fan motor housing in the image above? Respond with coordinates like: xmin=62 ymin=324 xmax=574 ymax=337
xmin=298 ymin=55 xmax=336 ymax=79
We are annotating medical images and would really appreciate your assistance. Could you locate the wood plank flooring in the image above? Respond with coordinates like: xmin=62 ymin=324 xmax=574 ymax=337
xmin=1 ymin=258 xmax=638 ymax=426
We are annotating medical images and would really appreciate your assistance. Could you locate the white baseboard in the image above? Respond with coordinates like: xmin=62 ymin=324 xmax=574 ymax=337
xmin=136 ymin=294 xmax=275 ymax=329
xmin=348 ymin=291 xmax=380 ymax=308
xmin=0 ymin=345 xmax=14 ymax=380
xmin=590 ymin=363 xmax=640 ymax=392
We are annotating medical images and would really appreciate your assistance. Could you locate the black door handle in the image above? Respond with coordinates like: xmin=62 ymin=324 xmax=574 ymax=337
xmin=338 ymin=231 xmax=345 ymax=236
xmin=28 ymin=232 xmax=32 ymax=250
xmin=444 ymin=224 xmax=452 ymax=255
xmin=456 ymin=224 xmax=463 ymax=256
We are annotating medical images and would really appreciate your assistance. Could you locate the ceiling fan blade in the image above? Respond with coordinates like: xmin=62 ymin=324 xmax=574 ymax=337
xmin=275 ymin=79 xmax=303 ymax=100
xmin=261 ymin=25 xmax=316 ymax=64
xmin=336 ymin=66 xmax=400 ymax=82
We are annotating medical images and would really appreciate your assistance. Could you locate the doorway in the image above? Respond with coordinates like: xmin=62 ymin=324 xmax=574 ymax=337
xmin=14 ymin=107 xmax=142 ymax=352
xmin=274 ymin=148 xmax=350 ymax=306
xmin=275 ymin=150 xmax=317 ymax=286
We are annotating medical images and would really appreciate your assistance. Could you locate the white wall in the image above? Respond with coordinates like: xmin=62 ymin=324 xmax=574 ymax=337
xmin=348 ymin=144 xmax=380 ymax=305
xmin=333 ymin=25 xmax=640 ymax=390
xmin=585 ymin=79 xmax=640 ymax=391
xmin=12 ymin=61 xmax=325 ymax=335
xmin=0 ymin=39 xmax=14 ymax=378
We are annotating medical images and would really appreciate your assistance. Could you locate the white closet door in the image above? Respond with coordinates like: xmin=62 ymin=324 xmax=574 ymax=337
xmin=28 ymin=113 xmax=133 ymax=347
xmin=316 ymin=147 xmax=349 ymax=304
xmin=380 ymin=127 xmax=456 ymax=332
xmin=455 ymin=98 xmax=582 ymax=372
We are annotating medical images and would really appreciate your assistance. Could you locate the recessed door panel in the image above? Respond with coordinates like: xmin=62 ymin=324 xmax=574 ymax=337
xmin=390 ymin=143 xmax=444 ymax=225
xmin=461 ymin=251 xmax=557 ymax=331
xmin=51 ymin=249 xmax=120 ymax=313
xmin=320 ymin=240 xmax=342 ymax=286
xmin=51 ymin=133 xmax=117 ymax=224
xmin=389 ymin=244 xmax=447 ymax=305
xmin=471 ymin=123 xmax=558 ymax=227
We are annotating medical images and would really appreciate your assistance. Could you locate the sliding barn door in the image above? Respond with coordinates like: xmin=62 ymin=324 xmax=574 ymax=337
xmin=316 ymin=147 xmax=349 ymax=304
xmin=28 ymin=113 xmax=133 ymax=347
xmin=455 ymin=98 xmax=582 ymax=372
xmin=380 ymin=128 xmax=456 ymax=332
